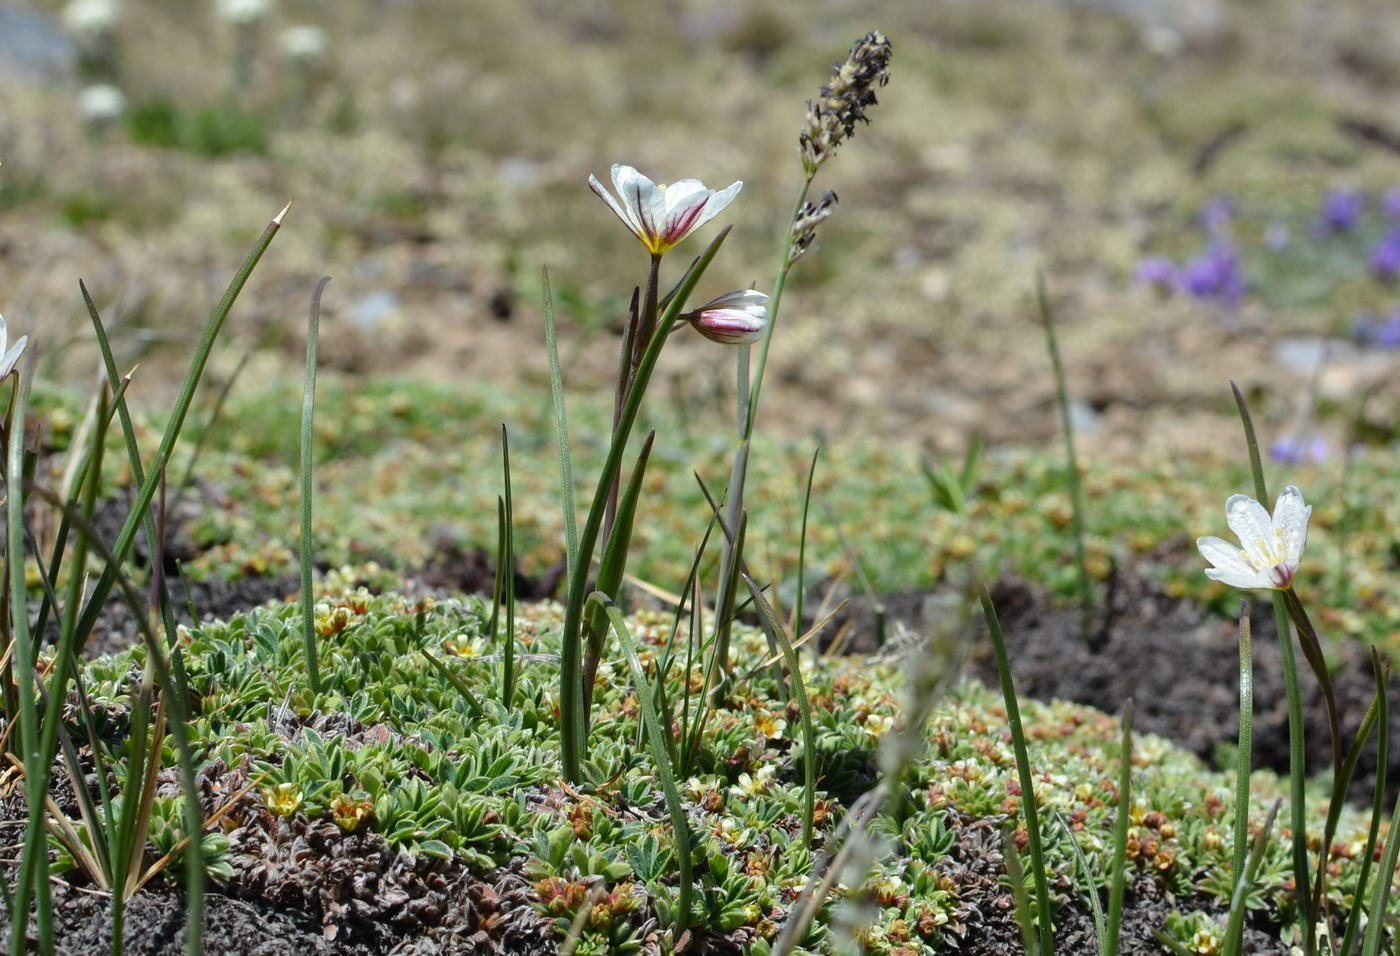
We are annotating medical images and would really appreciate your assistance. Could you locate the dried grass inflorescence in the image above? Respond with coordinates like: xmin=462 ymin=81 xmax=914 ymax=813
xmin=799 ymin=30 xmax=893 ymax=174
xmin=790 ymin=190 xmax=838 ymax=263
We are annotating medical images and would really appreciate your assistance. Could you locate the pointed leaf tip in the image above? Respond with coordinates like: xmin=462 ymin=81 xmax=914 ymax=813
xmin=274 ymin=201 xmax=293 ymax=224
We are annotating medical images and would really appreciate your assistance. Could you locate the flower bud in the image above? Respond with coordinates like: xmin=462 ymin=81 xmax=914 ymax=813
xmin=683 ymin=290 xmax=768 ymax=345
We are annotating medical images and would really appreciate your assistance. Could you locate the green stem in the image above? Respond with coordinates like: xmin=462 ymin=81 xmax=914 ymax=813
xmin=1230 ymin=382 xmax=1312 ymax=954
xmin=1037 ymin=274 xmax=1093 ymax=642
xmin=6 ymin=366 xmax=47 ymax=956
xmin=1105 ymin=699 xmax=1133 ymax=956
xmin=299 ymin=276 xmax=329 ymax=695
xmin=1230 ymin=604 xmax=1253 ymax=896
xmin=557 ymin=227 xmax=730 ymax=782
xmin=745 ymin=175 xmax=812 ymax=437
xmin=981 ymin=586 xmax=1054 ymax=955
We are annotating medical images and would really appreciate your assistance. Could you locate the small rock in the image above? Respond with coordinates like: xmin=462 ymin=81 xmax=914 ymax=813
xmin=0 ymin=4 xmax=77 ymax=81
xmin=350 ymin=289 xmax=399 ymax=329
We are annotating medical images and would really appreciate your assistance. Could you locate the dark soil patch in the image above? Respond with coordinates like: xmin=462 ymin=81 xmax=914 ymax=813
xmin=71 ymin=572 xmax=302 ymax=659
xmin=937 ymin=810 xmax=1289 ymax=954
xmin=826 ymin=566 xmax=1397 ymax=807
xmin=977 ymin=573 xmax=1396 ymax=807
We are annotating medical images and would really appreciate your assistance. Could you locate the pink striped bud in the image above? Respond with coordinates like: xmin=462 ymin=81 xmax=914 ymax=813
xmin=682 ymin=290 xmax=769 ymax=345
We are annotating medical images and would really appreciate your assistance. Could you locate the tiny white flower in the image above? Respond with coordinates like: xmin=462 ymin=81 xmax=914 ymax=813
xmin=1197 ymin=485 xmax=1310 ymax=590
xmin=218 ymin=0 xmax=273 ymax=25
xmin=0 ymin=316 xmax=29 ymax=379
xmin=588 ymin=164 xmax=741 ymax=257
xmin=278 ymin=24 xmax=326 ymax=60
xmin=63 ymin=0 xmax=118 ymax=35
xmin=682 ymin=289 xmax=768 ymax=345
xmin=77 ymin=84 xmax=126 ymax=123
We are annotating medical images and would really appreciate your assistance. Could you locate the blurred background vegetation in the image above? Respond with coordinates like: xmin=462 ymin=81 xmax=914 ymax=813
xmin=4 ymin=0 xmax=1400 ymax=464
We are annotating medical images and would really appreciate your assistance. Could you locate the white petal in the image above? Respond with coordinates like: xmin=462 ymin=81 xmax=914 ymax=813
xmin=691 ymin=308 xmax=767 ymax=345
xmin=660 ymin=179 xmax=708 ymax=212
xmin=612 ymin=164 xmax=661 ymax=240
xmin=0 ymin=336 xmax=27 ymax=379
xmin=1225 ymin=493 xmax=1274 ymax=566
xmin=1205 ymin=566 xmax=1274 ymax=590
xmin=589 ymin=174 xmax=642 ymax=241
xmin=1196 ymin=536 xmax=1256 ymax=578
xmin=1272 ymin=485 xmax=1311 ymax=567
xmin=687 ymin=180 xmax=742 ymax=235
xmin=699 ymin=289 xmax=768 ymax=311
xmin=658 ymin=194 xmax=712 ymax=247
xmin=0 ymin=314 xmax=7 ymax=356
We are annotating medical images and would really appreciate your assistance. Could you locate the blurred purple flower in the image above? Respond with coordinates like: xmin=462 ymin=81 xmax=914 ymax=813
xmin=1384 ymin=188 xmax=1400 ymax=220
xmin=1269 ymin=436 xmax=1329 ymax=465
xmin=1371 ymin=228 xmax=1400 ymax=281
xmin=1315 ymin=189 xmax=1363 ymax=236
xmin=1135 ymin=256 xmax=1177 ymax=291
xmin=1265 ymin=223 xmax=1290 ymax=250
xmin=1199 ymin=195 xmax=1234 ymax=235
xmin=1177 ymin=243 xmax=1245 ymax=306
xmin=1354 ymin=310 xmax=1400 ymax=348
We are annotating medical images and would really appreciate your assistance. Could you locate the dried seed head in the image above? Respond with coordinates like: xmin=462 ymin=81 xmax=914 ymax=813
xmin=790 ymin=190 xmax=838 ymax=263
xmin=799 ymin=30 xmax=893 ymax=174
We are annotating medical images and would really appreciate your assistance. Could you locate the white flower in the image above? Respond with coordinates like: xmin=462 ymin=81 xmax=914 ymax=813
xmin=0 ymin=316 xmax=29 ymax=380
xmin=218 ymin=0 xmax=273 ymax=24
xmin=1197 ymin=485 xmax=1310 ymax=590
xmin=77 ymin=84 xmax=126 ymax=123
xmin=682 ymin=289 xmax=768 ymax=345
xmin=63 ymin=0 xmax=118 ymax=35
xmin=279 ymin=25 xmax=326 ymax=60
xmin=588 ymin=164 xmax=741 ymax=257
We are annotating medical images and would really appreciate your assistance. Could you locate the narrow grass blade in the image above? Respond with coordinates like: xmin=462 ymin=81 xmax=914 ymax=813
xmin=980 ymin=586 xmax=1054 ymax=955
xmin=1056 ymin=810 xmax=1107 ymax=955
xmin=961 ymin=433 xmax=983 ymax=490
xmin=1230 ymin=381 xmax=1312 ymax=953
xmin=1338 ymin=649 xmax=1388 ymax=956
xmin=1360 ymin=784 xmax=1400 ymax=956
xmin=583 ymin=431 xmax=655 ymax=715
xmin=172 ymin=344 xmax=254 ymax=512
xmin=1105 ymin=699 xmax=1133 ymax=956
xmin=74 ymin=204 xmax=287 ymax=653
xmin=746 ymin=176 xmax=811 ymax=437
xmin=1224 ymin=798 xmax=1281 ymax=954
xmin=500 ymin=424 xmax=516 ymax=707
xmin=741 ymin=572 xmax=816 ymax=845
xmin=557 ymin=227 xmax=731 ymax=781
xmin=488 ymin=496 xmax=505 ymax=651
xmin=27 ymin=488 xmax=209 ymax=956
xmin=1230 ymin=605 xmax=1253 ymax=896
xmin=709 ymin=440 xmax=750 ymax=692
xmin=299 ymin=276 xmax=330 ymax=695
xmin=78 ymin=284 xmax=188 ymax=691
xmin=6 ymin=354 xmax=48 ymax=956
xmin=1002 ymin=826 xmax=1040 ymax=955
xmin=588 ymin=593 xmax=691 ymax=936
xmin=421 ymin=650 xmax=487 ymax=719
xmin=1037 ymin=274 xmax=1093 ymax=642
xmin=541 ymin=266 xmax=577 ymax=583
xmin=792 ymin=447 xmax=819 ymax=653
xmin=1285 ymin=588 xmax=1342 ymax=749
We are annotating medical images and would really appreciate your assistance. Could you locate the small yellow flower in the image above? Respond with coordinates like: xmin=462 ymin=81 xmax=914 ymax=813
xmin=330 ymin=793 xmax=373 ymax=831
xmin=263 ymin=782 xmax=303 ymax=817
